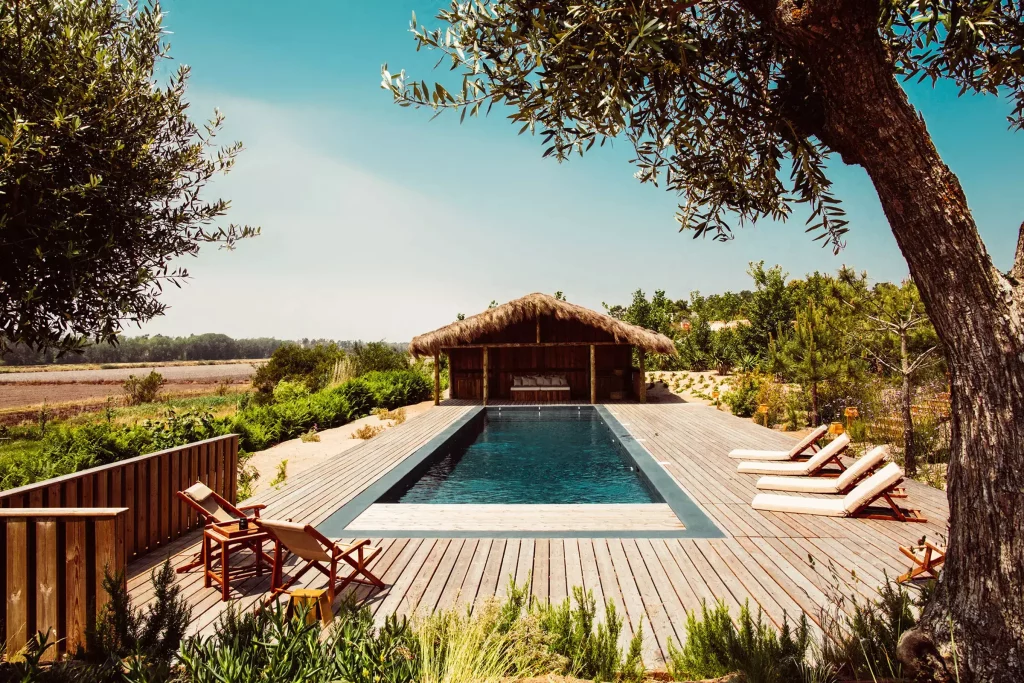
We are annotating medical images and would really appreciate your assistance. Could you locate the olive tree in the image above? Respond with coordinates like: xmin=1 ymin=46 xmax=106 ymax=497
xmin=0 ymin=0 xmax=256 ymax=355
xmin=383 ymin=2 xmax=1024 ymax=679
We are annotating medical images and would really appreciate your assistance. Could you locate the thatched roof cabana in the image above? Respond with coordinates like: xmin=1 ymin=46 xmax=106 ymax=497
xmin=413 ymin=293 xmax=676 ymax=405
xmin=410 ymin=293 xmax=676 ymax=358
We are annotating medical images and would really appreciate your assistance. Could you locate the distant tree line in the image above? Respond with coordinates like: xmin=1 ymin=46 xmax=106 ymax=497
xmin=0 ymin=334 xmax=408 ymax=366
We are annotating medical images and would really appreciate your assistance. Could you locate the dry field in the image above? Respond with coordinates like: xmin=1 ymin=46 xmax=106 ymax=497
xmin=0 ymin=361 xmax=260 ymax=421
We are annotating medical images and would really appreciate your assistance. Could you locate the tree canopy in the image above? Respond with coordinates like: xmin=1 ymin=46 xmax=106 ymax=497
xmin=0 ymin=0 xmax=256 ymax=355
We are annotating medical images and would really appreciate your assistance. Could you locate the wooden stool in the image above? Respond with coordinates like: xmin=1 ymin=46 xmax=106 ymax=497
xmin=286 ymin=588 xmax=333 ymax=625
xmin=898 ymin=541 xmax=946 ymax=583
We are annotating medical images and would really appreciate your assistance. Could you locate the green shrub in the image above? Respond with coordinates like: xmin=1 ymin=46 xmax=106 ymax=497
xmin=535 ymin=586 xmax=644 ymax=682
xmin=143 ymin=409 xmax=226 ymax=451
xmin=361 ymin=370 xmax=432 ymax=410
xmin=723 ymin=372 xmax=762 ymax=417
xmin=252 ymin=342 xmax=344 ymax=396
xmin=338 ymin=378 xmax=375 ymax=418
xmin=122 ymin=370 xmax=166 ymax=405
xmin=273 ymin=378 xmax=310 ymax=403
xmin=179 ymin=600 xmax=419 ymax=683
xmin=820 ymin=580 xmax=916 ymax=681
xmin=666 ymin=600 xmax=810 ymax=683
xmin=349 ymin=341 xmax=412 ymax=375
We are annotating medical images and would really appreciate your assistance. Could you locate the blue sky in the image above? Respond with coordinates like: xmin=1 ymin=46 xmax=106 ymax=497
xmin=138 ymin=1 xmax=1023 ymax=342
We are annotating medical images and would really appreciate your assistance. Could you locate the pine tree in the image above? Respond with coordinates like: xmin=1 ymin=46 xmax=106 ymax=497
xmin=770 ymin=300 xmax=850 ymax=426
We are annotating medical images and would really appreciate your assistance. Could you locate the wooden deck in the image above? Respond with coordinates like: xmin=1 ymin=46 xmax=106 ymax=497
xmin=127 ymin=401 xmax=949 ymax=666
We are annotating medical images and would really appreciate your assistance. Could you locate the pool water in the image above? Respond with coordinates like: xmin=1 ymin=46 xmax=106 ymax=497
xmin=381 ymin=409 xmax=660 ymax=504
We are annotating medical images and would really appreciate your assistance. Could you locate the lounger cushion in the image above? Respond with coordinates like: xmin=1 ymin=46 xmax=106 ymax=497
xmin=737 ymin=434 xmax=849 ymax=475
xmin=728 ymin=424 xmax=828 ymax=460
xmin=843 ymin=462 xmax=904 ymax=513
xmin=729 ymin=449 xmax=792 ymax=461
xmin=755 ymin=445 xmax=889 ymax=493
xmin=751 ymin=493 xmax=847 ymax=516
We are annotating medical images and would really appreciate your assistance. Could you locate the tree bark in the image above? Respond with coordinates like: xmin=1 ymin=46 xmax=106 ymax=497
xmin=900 ymin=333 xmax=917 ymax=476
xmin=745 ymin=0 xmax=1024 ymax=679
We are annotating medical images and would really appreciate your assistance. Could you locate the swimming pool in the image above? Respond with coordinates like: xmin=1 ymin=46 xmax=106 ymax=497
xmin=317 ymin=406 xmax=723 ymax=538
xmin=380 ymin=409 xmax=660 ymax=505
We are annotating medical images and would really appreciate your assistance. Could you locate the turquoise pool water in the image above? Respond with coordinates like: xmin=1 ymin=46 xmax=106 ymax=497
xmin=380 ymin=409 xmax=660 ymax=504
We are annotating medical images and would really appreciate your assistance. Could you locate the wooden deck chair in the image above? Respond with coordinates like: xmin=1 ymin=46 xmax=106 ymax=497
xmin=729 ymin=424 xmax=828 ymax=460
xmin=755 ymin=446 xmax=901 ymax=495
xmin=175 ymin=481 xmax=267 ymax=573
xmin=751 ymin=462 xmax=926 ymax=522
xmin=257 ymin=519 xmax=384 ymax=604
xmin=737 ymin=433 xmax=850 ymax=476
xmin=898 ymin=541 xmax=946 ymax=583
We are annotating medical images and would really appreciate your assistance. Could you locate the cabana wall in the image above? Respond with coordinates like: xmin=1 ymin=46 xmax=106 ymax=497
xmin=447 ymin=315 xmax=636 ymax=401
xmin=411 ymin=293 xmax=675 ymax=405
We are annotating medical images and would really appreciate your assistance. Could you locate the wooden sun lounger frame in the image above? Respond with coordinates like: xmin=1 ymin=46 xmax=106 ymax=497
xmin=175 ymin=486 xmax=267 ymax=573
xmin=898 ymin=541 xmax=946 ymax=582
xmin=261 ymin=522 xmax=384 ymax=604
xmin=853 ymin=477 xmax=926 ymax=522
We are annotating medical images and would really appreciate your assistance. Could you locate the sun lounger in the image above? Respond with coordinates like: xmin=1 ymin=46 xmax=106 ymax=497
xmin=737 ymin=433 xmax=850 ymax=476
xmin=257 ymin=519 xmax=384 ymax=604
xmin=898 ymin=540 xmax=946 ymax=582
xmin=755 ymin=445 xmax=891 ymax=493
xmin=751 ymin=462 xmax=926 ymax=522
xmin=728 ymin=424 xmax=828 ymax=461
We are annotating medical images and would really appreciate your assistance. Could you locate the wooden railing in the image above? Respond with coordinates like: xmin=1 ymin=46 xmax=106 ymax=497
xmin=0 ymin=434 xmax=238 ymax=560
xmin=1 ymin=508 xmax=128 ymax=659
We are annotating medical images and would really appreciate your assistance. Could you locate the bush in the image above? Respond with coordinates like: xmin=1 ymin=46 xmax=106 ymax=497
xmin=252 ymin=343 xmax=343 ymax=396
xmin=338 ymin=378 xmax=375 ymax=418
xmin=273 ymin=379 xmax=310 ymax=403
xmin=122 ymin=370 xmax=165 ymax=405
xmin=666 ymin=600 xmax=810 ymax=683
xmin=179 ymin=600 xmax=419 ymax=683
xmin=348 ymin=341 xmax=412 ymax=375
xmin=723 ymin=372 xmax=762 ymax=418
xmin=361 ymin=370 xmax=432 ymax=410
xmin=535 ymin=586 xmax=645 ymax=682
xmin=820 ymin=579 xmax=917 ymax=681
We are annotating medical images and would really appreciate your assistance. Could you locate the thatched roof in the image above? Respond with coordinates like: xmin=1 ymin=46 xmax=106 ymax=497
xmin=410 ymin=293 xmax=677 ymax=357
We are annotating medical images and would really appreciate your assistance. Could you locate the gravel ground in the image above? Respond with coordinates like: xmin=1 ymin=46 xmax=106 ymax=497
xmin=0 ymin=363 xmax=258 ymax=384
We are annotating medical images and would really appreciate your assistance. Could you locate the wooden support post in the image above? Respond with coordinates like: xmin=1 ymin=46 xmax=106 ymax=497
xmin=482 ymin=347 xmax=489 ymax=406
xmin=590 ymin=344 xmax=597 ymax=404
xmin=433 ymin=352 xmax=440 ymax=405
xmin=536 ymin=318 xmax=541 ymax=343
xmin=638 ymin=348 xmax=647 ymax=404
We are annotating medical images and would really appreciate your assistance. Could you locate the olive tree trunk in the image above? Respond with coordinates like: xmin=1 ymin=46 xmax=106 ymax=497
xmin=742 ymin=0 xmax=1024 ymax=679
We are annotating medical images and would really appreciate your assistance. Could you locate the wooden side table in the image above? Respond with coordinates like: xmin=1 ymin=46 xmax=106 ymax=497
xmin=203 ymin=522 xmax=273 ymax=602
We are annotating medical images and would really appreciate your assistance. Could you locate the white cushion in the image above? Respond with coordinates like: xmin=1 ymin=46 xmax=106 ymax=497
xmin=737 ymin=433 xmax=849 ymax=475
xmin=755 ymin=445 xmax=888 ymax=493
xmin=728 ymin=424 xmax=828 ymax=460
xmin=751 ymin=493 xmax=847 ymax=516
xmin=513 ymin=376 xmax=523 ymax=387
xmin=540 ymin=386 xmax=571 ymax=391
xmin=729 ymin=449 xmax=792 ymax=461
xmin=842 ymin=462 xmax=903 ymax=513
xmin=537 ymin=375 xmax=551 ymax=386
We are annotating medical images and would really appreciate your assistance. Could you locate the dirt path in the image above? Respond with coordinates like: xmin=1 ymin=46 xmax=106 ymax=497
xmin=246 ymin=401 xmax=436 ymax=496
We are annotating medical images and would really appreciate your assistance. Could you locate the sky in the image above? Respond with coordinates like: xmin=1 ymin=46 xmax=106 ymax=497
xmin=137 ymin=1 xmax=1024 ymax=342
